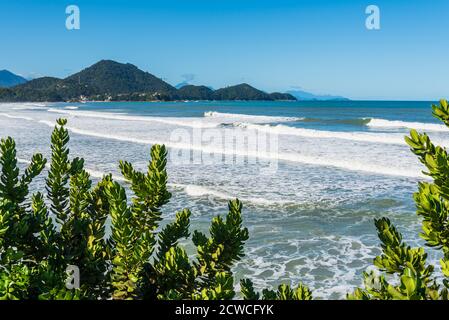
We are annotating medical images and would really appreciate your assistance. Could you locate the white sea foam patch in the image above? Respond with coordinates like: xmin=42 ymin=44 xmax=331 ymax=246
xmin=237 ymin=123 xmax=405 ymax=145
xmin=0 ymin=113 xmax=34 ymax=121
xmin=170 ymin=183 xmax=295 ymax=207
xmin=367 ymin=118 xmax=449 ymax=132
xmin=7 ymin=102 xmax=50 ymax=110
xmin=17 ymin=158 xmax=32 ymax=165
xmin=240 ymin=235 xmax=378 ymax=299
xmin=64 ymin=106 xmax=79 ymax=110
xmin=47 ymin=109 xmax=220 ymax=128
xmin=204 ymin=111 xmax=303 ymax=123
xmin=37 ymin=120 xmax=425 ymax=178
xmin=16 ymin=157 xmax=288 ymax=207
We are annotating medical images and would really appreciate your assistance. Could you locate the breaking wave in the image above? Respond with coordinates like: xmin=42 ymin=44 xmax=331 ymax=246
xmin=47 ymin=108 xmax=220 ymax=128
xmin=235 ymin=123 xmax=405 ymax=145
xmin=0 ymin=113 xmax=34 ymax=121
xmin=367 ymin=118 xmax=449 ymax=132
xmin=204 ymin=111 xmax=303 ymax=123
xmin=37 ymin=120 xmax=424 ymax=178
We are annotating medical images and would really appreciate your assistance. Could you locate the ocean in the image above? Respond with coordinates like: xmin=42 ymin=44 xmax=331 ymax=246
xmin=0 ymin=100 xmax=444 ymax=299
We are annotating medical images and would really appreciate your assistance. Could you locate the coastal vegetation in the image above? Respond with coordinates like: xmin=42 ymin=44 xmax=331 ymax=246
xmin=0 ymin=100 xmax=449 ymax=300
xmin=347 ymin=99 xmax=449 ymax=300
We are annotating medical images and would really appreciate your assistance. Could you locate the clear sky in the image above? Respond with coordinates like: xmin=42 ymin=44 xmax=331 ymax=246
xmin=0 ymin=0 xmax=447 ymax=100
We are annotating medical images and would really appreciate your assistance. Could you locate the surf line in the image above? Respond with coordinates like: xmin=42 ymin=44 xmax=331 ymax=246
xmin=0 ymin=113 xmax=34 ymax=121
xmin=36 ymin=120 xmax=424 ymax=179
xmin=17 ymin=157 xmax=292 ymax=207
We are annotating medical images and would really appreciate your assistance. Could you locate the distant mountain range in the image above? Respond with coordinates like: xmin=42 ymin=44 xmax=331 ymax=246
xmin=0 ymin=61 xmax=349 ymax=102
xmin=286 ymin=89 xmax=349 ymax=101
xmin=0 ymin=70 xmax=28 ymax=88
xmin=0 ymin=60 xmax=296 ymax=102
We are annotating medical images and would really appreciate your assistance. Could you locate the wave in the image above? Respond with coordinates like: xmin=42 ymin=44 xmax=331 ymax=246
xmin=236 ymin=123 xmax=405 ymax=145
xmin=294 ymin=117 xmax=446 ymax=131
xmin=245 ymin=235 xmax=379 ymax=299
xmin=170 ymin=183 xmax=295 ymax=207
xmin=205 ymin=113 xmax=371 ymax=126
xmin=204 ymin=111 xmax=303 ymax=123
xmin=9 ymin=103 xmax=50 ymax=110
xmin=336 ymin=118 xmax=372 ymax=126
xmin=294 ymin=116 xmax=449 ymax=133
xmin=64 ymin=106 xmax=79 ymax=110
xmin=367 ymin=118 xmax=449 ymax=132
xmin=17 ymin=156 xmax=290 ymax=207
xmin=48 ymin=109 xmax=220 ymax=128
xmin=0 ymin=113 xmax=34 ymax=121
xmin=38 ymin=120 xmax=423 ymax=178
xmin=300 ymin=117 xmax=372 ymax=126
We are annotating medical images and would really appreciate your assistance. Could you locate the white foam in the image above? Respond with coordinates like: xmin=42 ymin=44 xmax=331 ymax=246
xmin=238 ymin=123 xmax=406 ymax=145
xmin=37 ymin=120 xmax=424 ymax=178
xmin=0 ymin=113 xmax=34 ymax=121
xmin=17 ymin=158 xmax=31 ymax=165
xmin=170 ymin=183 xmax=231 ymax=199
xmin=47 ymin=109 xmax=220 ymax=128
xmin=367 ymin=118 xmax=449 ymax=132
xmin=241 ymin=235 xmax=379 ymax=299
xmin=6 ymin=102 xmax=50 ymax=110
xmin=17 ymin=157 xmax=289 ymax=207
xmin=170 ymin=183 xmax=294 ymax=206
xmin=204 ymin=111 xmax=302 ymax=123
xmin=64 ymin=106 xmax=79 ymax=110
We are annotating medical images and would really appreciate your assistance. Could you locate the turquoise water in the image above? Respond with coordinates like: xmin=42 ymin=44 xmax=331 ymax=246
xmin=63 ymin=100 xmax=440 ymax=126
xmin=0 ymin=100 xmax=444 ymax=298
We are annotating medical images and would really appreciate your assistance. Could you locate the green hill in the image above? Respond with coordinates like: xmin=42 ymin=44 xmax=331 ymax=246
xmin=212 ymin=83 xmax=295 ymax=101
xmin=65 ymin=60 xmax=177 ymax=96
xmin=0 ymin=61 xmax=296 ymax=102
xmin=177 ymin=85 xmax=214 ymax=100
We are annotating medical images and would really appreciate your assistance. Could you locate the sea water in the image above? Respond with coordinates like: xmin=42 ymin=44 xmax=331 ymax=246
xmin=0 ymin=100 xmax=445 ymax=299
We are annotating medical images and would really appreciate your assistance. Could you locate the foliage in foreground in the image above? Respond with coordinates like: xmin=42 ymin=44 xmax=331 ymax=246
xmin=0 ymin=118 xmax=308 ymax=300
xmin=348 ymin=100 xmax=449 ymax=300
xmin=1 ymin=100 xmax=449 ymax=300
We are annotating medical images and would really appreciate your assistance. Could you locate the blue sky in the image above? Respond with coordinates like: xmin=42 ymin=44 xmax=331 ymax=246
xmin=0 ymin=0 xmax=447 ymax=100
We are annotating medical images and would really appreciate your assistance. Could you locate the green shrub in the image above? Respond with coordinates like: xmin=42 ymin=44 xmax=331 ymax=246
xmin=348 ymin=100 xmax=449 ymax=300
xmin=0 ymin=118 xmax=309 ymax=300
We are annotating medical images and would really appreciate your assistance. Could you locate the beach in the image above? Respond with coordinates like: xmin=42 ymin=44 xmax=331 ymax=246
xmin=0 ymin=100 xmax=443 ymax=298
